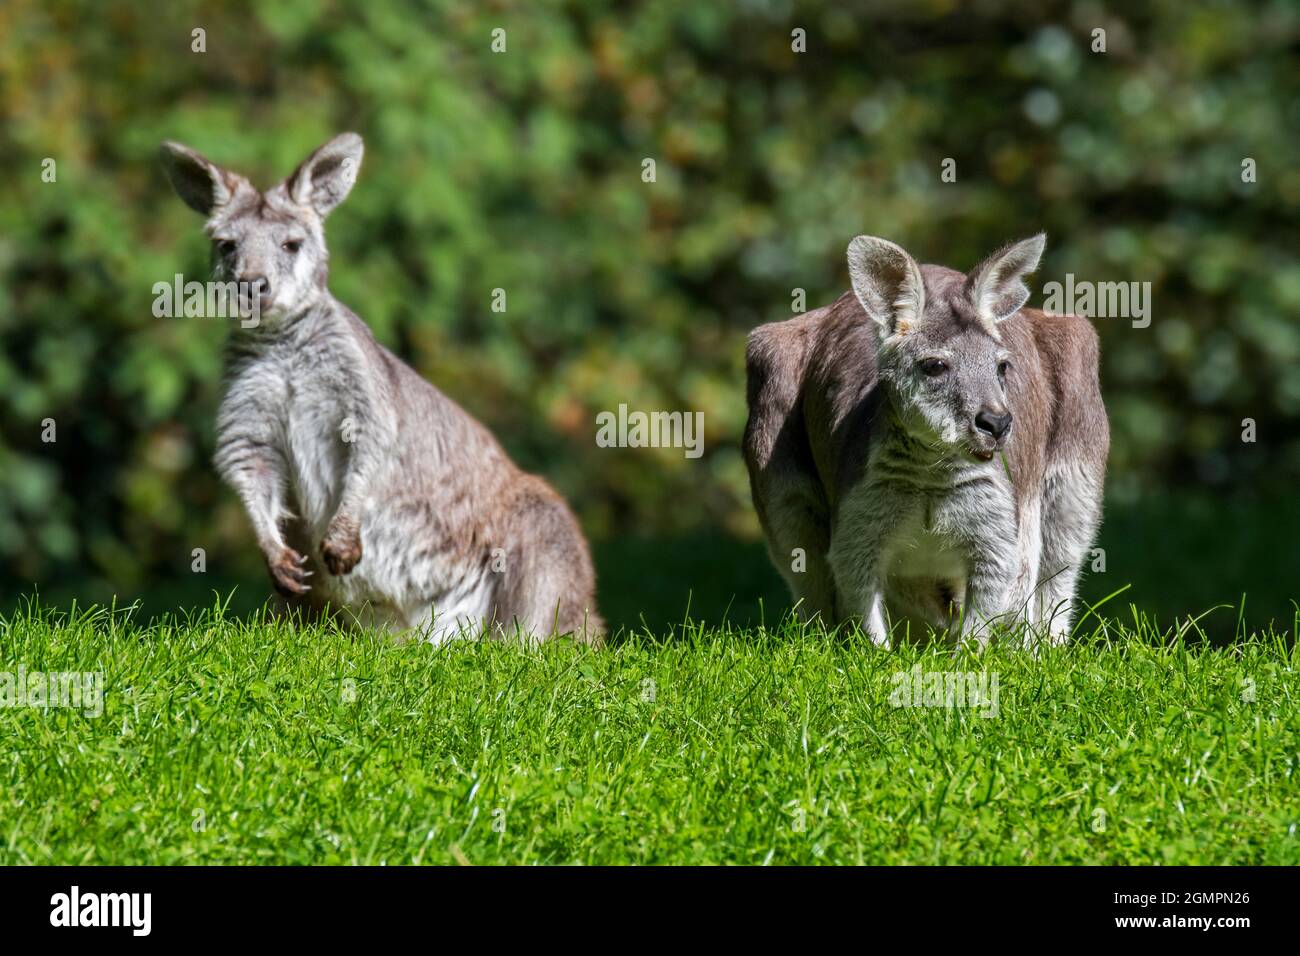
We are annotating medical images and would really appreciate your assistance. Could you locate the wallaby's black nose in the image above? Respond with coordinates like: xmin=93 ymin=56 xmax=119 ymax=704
xmin=975 ymin=409 xmax=1013 ymax=440
xmin=241 ymin=275 xmax=271 ymax=300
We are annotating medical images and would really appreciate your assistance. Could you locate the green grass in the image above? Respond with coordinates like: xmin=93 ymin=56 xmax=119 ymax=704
xmin=1 ymin=599 xmax=1297 ymax=865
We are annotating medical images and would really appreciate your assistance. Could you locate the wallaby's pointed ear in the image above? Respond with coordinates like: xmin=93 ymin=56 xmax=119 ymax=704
xmin=966 ymin=233 xmax=1046 ymax=327
xmin=847 ymin=235 xmax=926 ymax=339
xmin=159 ymin=141 xmax=243 ymax=216
xmin=286 ymin=132 xmax=364 ymax=217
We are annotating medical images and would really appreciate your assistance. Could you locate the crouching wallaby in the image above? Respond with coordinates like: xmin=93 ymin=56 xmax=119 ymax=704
xmin=744 ymin=234 xmax=1108 ymax=648
xmin=160 ymin=133 xmax=602 ymax=644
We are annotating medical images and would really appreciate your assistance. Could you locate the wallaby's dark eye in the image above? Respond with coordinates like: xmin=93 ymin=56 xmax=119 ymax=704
xmin=919 ymin=358 xmax=949 ymax=377
xmin=282 ymin=240 xmax=302 ymax=254
xmin=997 ymin=360 xmax=1011 ymax=378
xmin=217 ymin=239 xmax=237 ymax=256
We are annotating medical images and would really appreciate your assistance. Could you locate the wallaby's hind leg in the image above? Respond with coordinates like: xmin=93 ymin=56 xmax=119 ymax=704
xmin=762 ymin=487 xmax=837 ymax=625
xmin=494 ymin=479 xmax=603 ymax=645
xmin=1036 ymin=461 xmax=1105 ymax=644
xmin=743 ymin=318 xmax=839 ymax=627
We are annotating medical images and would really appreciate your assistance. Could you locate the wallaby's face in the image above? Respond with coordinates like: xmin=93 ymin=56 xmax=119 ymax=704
xmin=204 ymin=190 xmax=325 ymax=321
xmin=879 ymin=300 xmax=1013 ymax=458
xmin=847 ymin=234 xmax=1046 ymax=462
xmin=160 ymin=133 xmax=364 ymax=325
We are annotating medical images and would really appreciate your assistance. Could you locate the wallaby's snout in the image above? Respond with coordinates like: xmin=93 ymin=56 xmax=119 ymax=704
xmin=974 ymin=408 xmax=1012 ymax=439
xmin=972 ymin=407 xmax=1012 ymax=458
xmin=238 ymin=273 xmax=272 ymax=312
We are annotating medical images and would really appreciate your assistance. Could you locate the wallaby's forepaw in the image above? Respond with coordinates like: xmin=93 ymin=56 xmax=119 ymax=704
xmin=268 ymin=547 xmax=312 ymax=596
xmin=321 ymin=517 xmax=362 ymax=575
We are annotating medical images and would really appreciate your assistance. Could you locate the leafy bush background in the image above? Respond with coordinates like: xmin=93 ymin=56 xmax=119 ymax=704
xmin=1 ymin=0 xmax=1297 ymax=629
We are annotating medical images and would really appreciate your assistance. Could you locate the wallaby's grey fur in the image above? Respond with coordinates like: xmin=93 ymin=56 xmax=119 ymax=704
xmin=744 ymin=235 xmax=1109 ymax=648
xmin=160 ymin=133 xmax=602 ymax=644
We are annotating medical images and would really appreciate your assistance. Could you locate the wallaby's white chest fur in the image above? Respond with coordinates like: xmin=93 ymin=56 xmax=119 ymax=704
xmin=878 ymin=503 xmax=970 ymax=626
xmin=218 ymin=321 xmax=499 ymax=637
xmin=220 ymin=333 xmax=352 ymax=539
xmin=834 ymin=459 xmax=1020 ymax=642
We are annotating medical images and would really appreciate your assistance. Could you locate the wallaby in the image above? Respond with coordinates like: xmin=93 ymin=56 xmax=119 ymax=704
xmin=160 ymin=133 xmax=602 ymax=644
xmin=744 ymin=235 xmax=1108 ymax=648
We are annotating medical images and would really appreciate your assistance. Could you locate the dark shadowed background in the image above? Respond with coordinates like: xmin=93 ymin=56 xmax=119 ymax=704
xmin=1 ymin=1 xmax=1297 ymax=636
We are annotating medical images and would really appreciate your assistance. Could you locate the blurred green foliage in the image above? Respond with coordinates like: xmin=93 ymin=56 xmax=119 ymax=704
xmin=1 ymin=1 xmax=1297 ymax=620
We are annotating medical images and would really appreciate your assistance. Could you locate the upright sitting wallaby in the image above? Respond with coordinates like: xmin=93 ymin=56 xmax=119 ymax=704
xmin=744 ymin=235 xmax=1108 ymax=647
xmin=160 ymin=133 xmax=602 ymax=644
